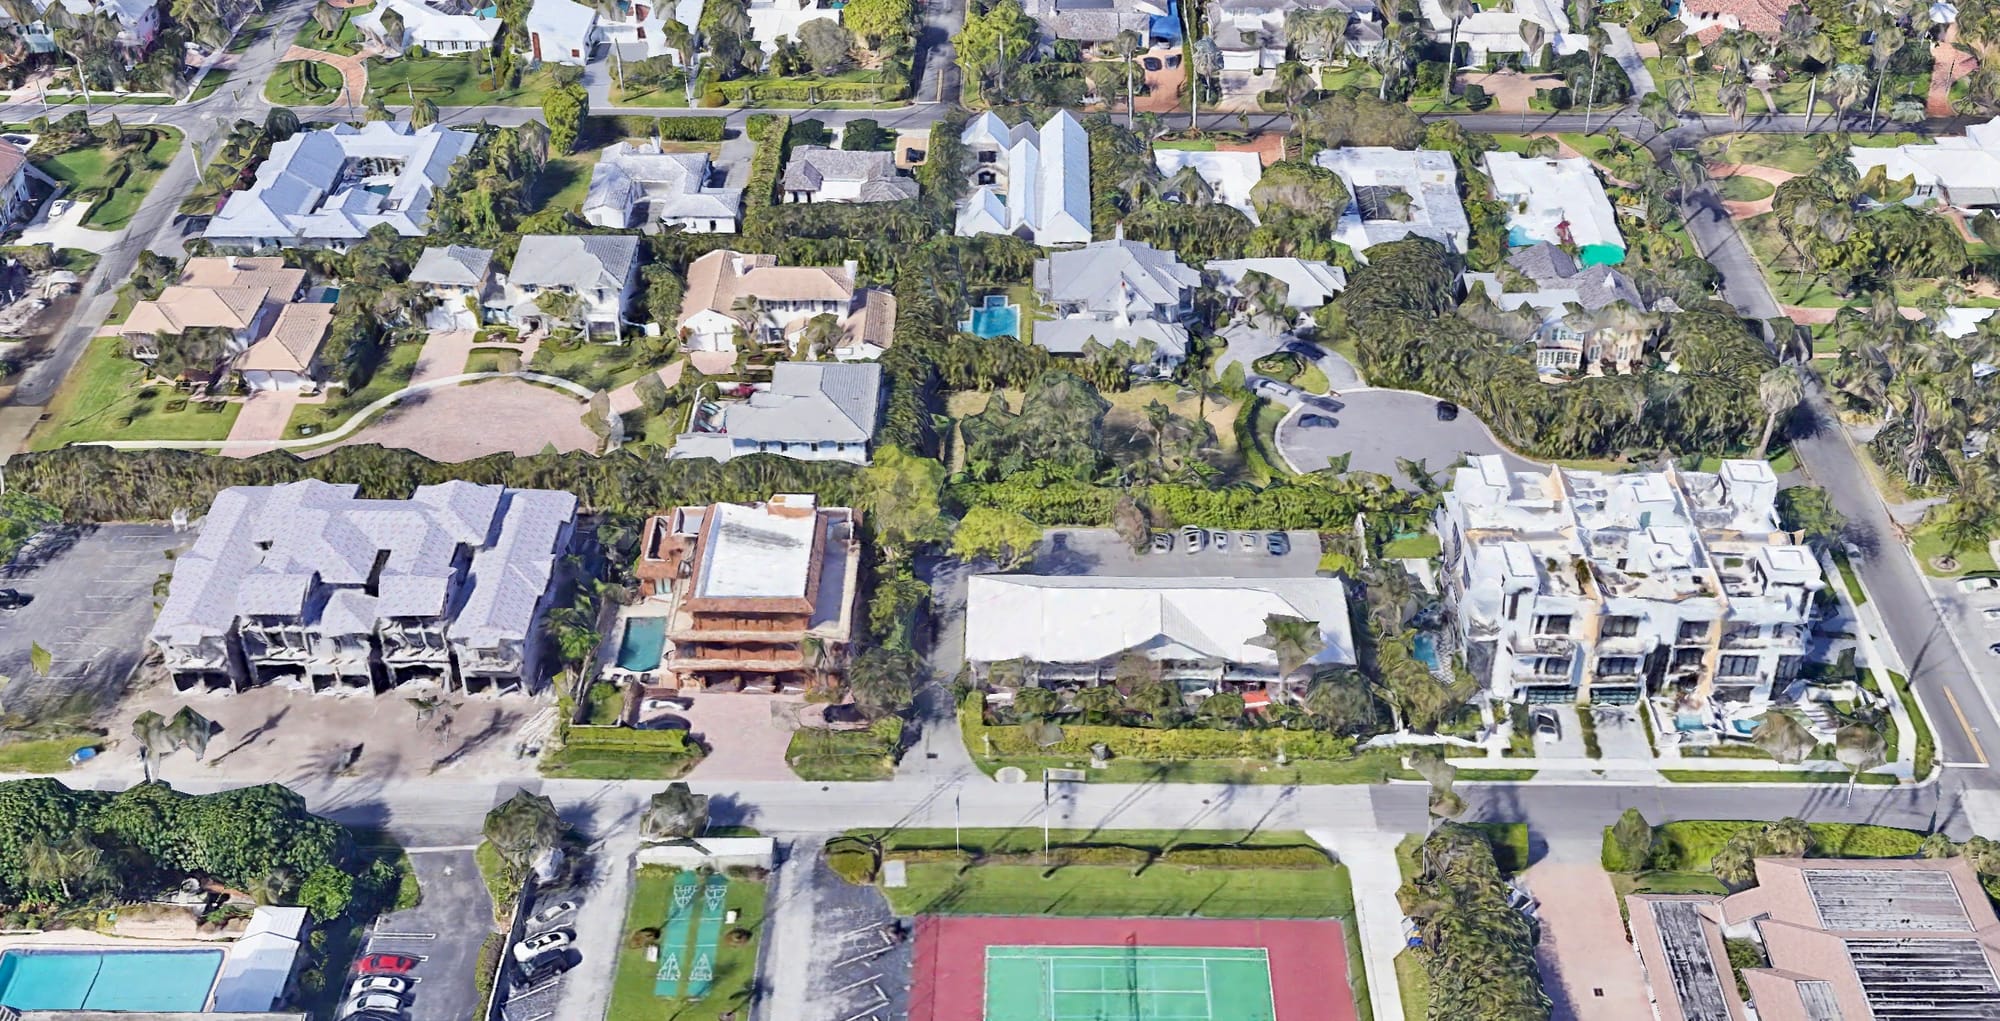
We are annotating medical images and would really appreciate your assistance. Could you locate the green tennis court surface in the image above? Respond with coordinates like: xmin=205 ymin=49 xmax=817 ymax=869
xmin=984 ymin=945 xmax=1276 ymax=1021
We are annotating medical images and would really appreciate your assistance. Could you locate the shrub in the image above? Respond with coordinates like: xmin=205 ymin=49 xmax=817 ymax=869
xmin=1544 ymin=86 xmax=1573 ymax=110
xmin=972 ymin=715 xmax=1359 ymax=761
xmin=652 ymin=116 xmax=725 ymax=141
xmin=824 ymin=837 xmax=878 ymax=884
xmin=1464 ymin=84 xmax=1490 ymax=110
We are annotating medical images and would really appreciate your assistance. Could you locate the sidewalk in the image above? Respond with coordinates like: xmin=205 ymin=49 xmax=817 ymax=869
xmin=1306 ymin=830 xmax=1405 ymax=1021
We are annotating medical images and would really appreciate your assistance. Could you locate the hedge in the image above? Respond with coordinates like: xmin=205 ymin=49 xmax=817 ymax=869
xmin=1604 ymin=819 xmax=1927 ymax=873
xmin=559 ymin=726 xmax=693 ymax=753
xmin=652 ymin=116 xmax=726 ymax=141
xmin=714 ymin=78 xmax=904 ymax=104
xmin=965 ymin=694 xmax=1358 ymax=761
xmin=741 ymin=114 xmax=790 ymax=231
xmin=821 ymin=834 xmax=1332 ymax=885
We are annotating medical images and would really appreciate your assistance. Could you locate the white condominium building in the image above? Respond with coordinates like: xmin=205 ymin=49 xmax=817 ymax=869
xmin=1436 ymin=455 xmax=1824 ymax=710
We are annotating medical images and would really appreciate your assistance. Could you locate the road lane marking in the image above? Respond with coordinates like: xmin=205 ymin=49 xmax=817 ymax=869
xmin=1942 ymin=686 xmax=1989 ymax=766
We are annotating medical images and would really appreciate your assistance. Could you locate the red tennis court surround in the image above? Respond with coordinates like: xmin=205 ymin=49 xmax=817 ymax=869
xmin=907 ymin=915 xmax=1357 ymax=1021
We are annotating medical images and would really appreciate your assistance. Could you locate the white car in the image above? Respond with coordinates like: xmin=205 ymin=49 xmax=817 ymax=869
xmin=1984 ymin=607 xmax=2000 ymax=622
xmin=513 ymin=929 xmax=574 ymax=962
xmin=1960 ymin=577 xmax=2000 ymax=594
xmin=342 ymin=992 xmax=406 ymax=1016
xmin=46 ymin=198 xmax=71 ymax=220
xmin=530 ymin=899 xmax=578 ymax=926
xmin=347 ymin=976 xmax=409 ymax=998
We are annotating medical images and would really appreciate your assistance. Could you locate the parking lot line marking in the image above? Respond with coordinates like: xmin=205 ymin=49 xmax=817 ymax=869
xmin=404 ymin=844 xmax=481 ymax=853
xmin=371 ymin=932 xmax=438 ymax=940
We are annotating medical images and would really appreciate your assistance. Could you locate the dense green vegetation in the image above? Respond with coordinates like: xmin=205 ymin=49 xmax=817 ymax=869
xmin=1397 ymin=824 xmax=1550 ymax=1020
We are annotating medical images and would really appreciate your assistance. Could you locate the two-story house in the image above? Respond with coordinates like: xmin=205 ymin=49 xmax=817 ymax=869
xmin=1464 ymin=242 xmax=1654 ymax=379
xmin=121 ymin=256 xmax=334 ymax=392
xmin=781 ymin=147 xmax=919 ymax=204
xmin=670 ymin=362 xmax=883 ymax=464
xmin=410 ymin=244 xmax=498 ymax=330
xmin=581 ymin=140 xmax=743 ymax=232
xmin=502 ymin=235 xmax=641 ymax=337
xmin=676 ymin=249 xmax=896 ymax=359
xmin=1031 ymin=234 xmax=1200 ymax=372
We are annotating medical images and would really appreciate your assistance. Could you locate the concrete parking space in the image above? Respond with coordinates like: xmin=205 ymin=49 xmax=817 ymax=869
xmin=363 ymin=846 xmax=494 ymax=1021
xmin=1030 ymin=527 xmax=1322 ymax=579
xmin=0 ymin=524 xmax=188 ymax=720
xmin=1521 ymin=860 xmax=1651 ymax=1021
xmin=764 ymin=837 xmax=912 ymax=1021
xmin=682 ymin=692 xmax=805 ymax=782
xmin=1273 ymin=389 xmax=1541 ymax=486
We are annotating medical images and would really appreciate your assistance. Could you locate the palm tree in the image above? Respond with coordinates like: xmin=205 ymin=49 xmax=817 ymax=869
xmin=1835 ymin=722 xmax=1887 ymax=803
xmin=1273 ymin=60 xmax=1314 ymax=119
xmin=800 ymin=313 xmax=843 ymax=359
xmin=800 ymin=634 xmax=840 ymax=689
xmin=1249 ymin=614 xmax=1325 ymax=680
xmin=1113 ymin=29 xmax=1141 ymax=127
xmin=1439 ymin=0 xmax=1474 ymax=74
xmin=1582 ymin=23 xmax=1611 ymax=132
xmin=483 ymin=790 xmax=567 ymax=870
xmin=1369 ymin=31 xmax=1406 ymax=101
xmin=1755 ymin=364 xmax=1804 ymax=457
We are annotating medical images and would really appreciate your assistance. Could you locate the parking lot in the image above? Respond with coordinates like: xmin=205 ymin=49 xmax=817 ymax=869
xmin=1273 ymin=389 xmax=1540 ymax=486
xmin=0 ymin=524 xmax=188 ymax=719
xmin=361 ymin=847 xmax=494 ymax=1021
xmin=499 ymin=879 xmax=593 ymax=1021
xmin=1031 ymin=527 xmax=1323 ymax=579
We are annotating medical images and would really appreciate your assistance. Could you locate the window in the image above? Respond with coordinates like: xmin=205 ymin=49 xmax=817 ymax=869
xmin=1672 ymin=647 xmax=1704 ymax=670
xmin=1538 ymin=614 xmax=1572 ymax=635
xmin=1677 ymin=620 xmax=1710 ymax=642
xmin=978 ymin=150 xmax=999 ymax=164
xmin=1602 ymin=615 xmax=1640 ymax=637
xmin=1597 ymin=656 xmax=1640 ymax=676
xmin=1717 ymin=655 xmax=1759 ymax=677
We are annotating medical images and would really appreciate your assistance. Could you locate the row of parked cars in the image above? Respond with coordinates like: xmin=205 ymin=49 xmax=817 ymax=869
xmin=1154 ymin=527 xmax=1291 ymax=557
xmin=342 ymin=954 xmax=420 ymax=1019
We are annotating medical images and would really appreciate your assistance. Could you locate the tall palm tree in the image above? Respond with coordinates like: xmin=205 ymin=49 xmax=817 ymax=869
xmin=1113 ymin=29 xmax=1141 ymax=127
xmin=1755 ymin=364 xmax=1804 ymax=457
xmin=1249 ymin=614 xmax=1326 ymax=679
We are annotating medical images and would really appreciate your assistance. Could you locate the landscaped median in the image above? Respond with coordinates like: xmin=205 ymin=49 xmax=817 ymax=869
xmin=786 ymin=717 xmax=902 ymax=781
xmin=539 ymin=723 xmax=704 ymax=779
xmin=608 ymin=865 xmax=767 ymax=1021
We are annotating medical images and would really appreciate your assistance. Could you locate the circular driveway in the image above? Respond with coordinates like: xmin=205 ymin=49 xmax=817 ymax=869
xmin=1274 ymin=389 xmax=1542 ymax=486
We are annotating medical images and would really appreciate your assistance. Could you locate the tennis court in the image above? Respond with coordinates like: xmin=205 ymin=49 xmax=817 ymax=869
xmin=984 ymin=945 xmax=1276 ymax=1021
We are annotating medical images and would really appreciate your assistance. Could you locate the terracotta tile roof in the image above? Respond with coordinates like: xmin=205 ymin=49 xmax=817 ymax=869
xmin=177 ymin=256 xmax=306 ymax=297
xmin=234 ymin=302 xmax=333 ymax=373
xmin=844 ymin=289 xmax=896 ymax=349
xmin=1684 ymin=0 xmax=1792 ymax=36
xmin=124 ymin=285 xmax=270 ymax=335
xmin=679 ymin=250 xmax=857 ymax=328
xmin=0 ymin=138 xmax=27 ymax=185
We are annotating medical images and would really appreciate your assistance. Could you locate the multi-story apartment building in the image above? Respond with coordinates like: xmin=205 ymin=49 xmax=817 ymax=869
xmin=150 ymin=480 xmax=577 ymax=695
xmin=1436 ymin=455 xmax=1824 ymax=710
xmin=632 ymin=495 xmax=861 ymax=693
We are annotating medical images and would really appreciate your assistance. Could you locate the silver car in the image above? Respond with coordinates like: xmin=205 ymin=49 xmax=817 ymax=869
xmin=1180 ymin=526 xmax=1205 ymax=554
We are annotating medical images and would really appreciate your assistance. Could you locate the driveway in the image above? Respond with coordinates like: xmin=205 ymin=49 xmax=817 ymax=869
xmin=682 ymin=692 xmax=805 ymax=782
xmin=316 ymin=379 xmax=597 ymax=461
xmin=18 ymin=196 xmax=118 ymax=253
xmin=1030 ymin=527 xmax=1322 ymax=579
xmin=367 ymin=846 xmax=495 ymax=1021
xmin=1273 ymin=389 xmax=1541 ymax=485
xmin=0 ymin=524 xmax=187 ymax=720
xmin=1522 ymin=859 xmax=1652 ymax=1021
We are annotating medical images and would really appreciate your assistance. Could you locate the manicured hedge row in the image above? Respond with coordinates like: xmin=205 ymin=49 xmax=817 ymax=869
xmin=964 ymin=693 xmax=1358 ymax=761
xmin=1601 ymin=819 xmax=1926 ymax=873
xmin=561 ymin=726 xmax=693 ymax=753
xmin=651 ymin=116 xmax=726 ymax=141
xmin=821 ymin=834 xmax=1332 ymax=884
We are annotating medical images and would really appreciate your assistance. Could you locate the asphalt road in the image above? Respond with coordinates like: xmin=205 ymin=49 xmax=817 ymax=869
xmin=0 ymin=524 xmax=187 ymax=719
xmin=366 ymin=847 xmax=493 ymax=1021
xmin=1271 ymin=389 xmax=1540 ymax=484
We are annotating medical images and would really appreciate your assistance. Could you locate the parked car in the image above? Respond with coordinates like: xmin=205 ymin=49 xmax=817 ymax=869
xmin=356 ymin=954 xmax=419 ymax=976
xmin=530 ymin=899 xmax=578 ymax=926
xmin=0 ymin=589 xmax=30 ymax=610
xmin=46 ymin=198 xmax=71 ymax=220
xmin=341 ymin=993 xmax=406 ymax=1016
xmin=1530 ymin=708 xmax=1561 ymax=742
xmin=1298 ymin=414 xmax=1336 ymax=428
xmin=1237 ymin=531 xmax=1259 ymax=553
xmin=1208 ymin=529 xmax=1231 ymax=555
xmin=1180 ymin=525 xmax=1204 ymax=554
xmin=1984 ymin=607 xmax=2000 ymax=622
xmin=1961 ymin=576 xmax=2000 ymax=593
xmin=514 ymin=929 xmax=574 ymax=962
xmin=1435 ymin=400 xmax=1459 ymax=422
xmin=1150 ymin=531 xmax=1173 ymax=553
xmin=1988 ymin=642 xmax=2000 ymax=656
xmin=515 ymin=949 xmax=577 ymax=986
xmin=347 ymin=976 xmax=409 ymax=998
xmin=1266 ymin=532 xmax=1290 ymax=556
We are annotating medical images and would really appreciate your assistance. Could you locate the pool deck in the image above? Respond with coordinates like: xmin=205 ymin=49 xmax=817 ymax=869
xmin=0 ymin=935 xmax=234 ymax=1015
xmin=599 ymin=598 xmax=677 ymax=683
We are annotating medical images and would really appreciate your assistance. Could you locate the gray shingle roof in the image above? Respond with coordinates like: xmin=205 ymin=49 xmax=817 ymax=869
xmin=411 ymin=244 xmax=493 ymax=287
xmin=723 ymin=362 xmax=882 ymax=444
xmin=150 ymin=480 xmax=576 ymax=652
xmin=1034 ymin=237 xmax=1199 ymax=314
xmin=781 ymin=147 xmax=920 ymax=201
xmin=1506 ymin=241 xmax=1577 ymax=284
xmin=510 ymin=235 xmax=641 ymax=292
xmin=1571 ymin=264 xmax=1645 ymax=312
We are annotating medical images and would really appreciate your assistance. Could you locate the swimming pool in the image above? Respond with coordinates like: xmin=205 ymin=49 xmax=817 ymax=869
xmin=962 ymin=294 xmax=1021 ymax=340
xmin=616 ymin=616 xmax=668 ymax=672
xmin=0 ymin=948 xmax=224 ymax=1012
xmin=1413 ymin=632 xmax=1440 ymax=671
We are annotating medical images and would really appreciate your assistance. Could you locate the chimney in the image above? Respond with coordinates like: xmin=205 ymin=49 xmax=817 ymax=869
xmin=842 ymin=259 xmax=858 ymax=285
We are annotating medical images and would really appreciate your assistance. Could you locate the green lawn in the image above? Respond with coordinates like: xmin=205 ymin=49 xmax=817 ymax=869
xmin=1394 ymin=951 xmax=1429 ymax=1019
xmin=189 ymin=67 xmax=231 ymax=102
xmin=0 ymin=735 xmax=95 ymax=772
xmin=370 ymin=57 xmax=565 ymax=107
xmin=963 ymin=740 xmax=1411 ymax=785
xmin=861 ymin=829 xmax=1356 ymax=918
xmin=526 ymin=337 xmax=671 ymax=392
xmin=1661 ymin=769 xmax=1899 ymax=784
xmin=1383 ymin=533 xmax=1441 ymax=559
xmin=1320 ymin=64 xmax=1382 ymax=93
xmin=530 ymin=150 xmax=603 ymax=216
xmin=294 ymin=4 xmax=371 ymax=53
xmin=264 ymin=60 xmax=343 ymax=106
xmin=608 ymin=867 xmax=765 ymax=1021
xmin=474 ymin=840 xmax=521 ymax=916
xmin=36 ymin=127 xmax=181 ymax=230
xmin=1644 ymin=821 xmax=1924 ymax=871
xmin=786 ymin=722 xmax=899 ymax=781
xmin=1699 ymin=133 xmax=1822 ymax=174
xmin=284 ymin=341 xmax=423 ymax=439
xmin=1889 ymin=671 xmax=1936 ymax=779
xmin=612 ymin=83 xmax=691 ymax=108
xmin=30 ymin=338 xmax=242 ymax=450
xmin=1717 ymin=174 xmax=1775 ymax=202
xmin=1911 ymin=519 xmax=2000 ymax=577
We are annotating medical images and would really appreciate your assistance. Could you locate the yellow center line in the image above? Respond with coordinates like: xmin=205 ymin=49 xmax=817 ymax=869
xmin=1942 ymin=686 xmax=1990 ymax=767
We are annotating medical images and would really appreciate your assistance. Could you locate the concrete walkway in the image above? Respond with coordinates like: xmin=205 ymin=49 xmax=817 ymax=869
xmin=1308 ymin=829 xmax=1405 ymax=1021
xmin=221 ymin=389 xmax=318 ymax=458
xmin=1603 ymin=25 xmax=1655 ymax=98
xmin=1929 ymin=25 xmax=1975 ymax=116
xmin=1522 ymin=856 xmax=1652 ymax=1021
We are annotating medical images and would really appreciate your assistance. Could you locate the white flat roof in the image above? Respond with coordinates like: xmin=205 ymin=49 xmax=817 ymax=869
xmin=694 ymin=502 xmax=817 ymax=600
xmin=966 ymin=575 xmax=1355 ymax=669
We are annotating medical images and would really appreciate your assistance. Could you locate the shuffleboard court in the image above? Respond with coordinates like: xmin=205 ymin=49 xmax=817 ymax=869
xmin=984 ymin=945 xmax=1276 ymax=1021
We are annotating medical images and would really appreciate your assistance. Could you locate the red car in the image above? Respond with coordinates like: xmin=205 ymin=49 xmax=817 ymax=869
xmin=356 ymin=954 xmax=419 ymax=976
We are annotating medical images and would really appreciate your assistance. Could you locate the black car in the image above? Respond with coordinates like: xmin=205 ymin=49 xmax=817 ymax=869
xmin=515 ymin=949 xmax=577 ymax=987
xmin=1150 ymin=531 xmax=1173 ymax=553
xmin=1435 ymin=401 xmax=1459 ymax=422
xmin=1299 ymin=414 xmax=1335 ymax=428
xmin=0 ymin=590 xmax=30 ymax=611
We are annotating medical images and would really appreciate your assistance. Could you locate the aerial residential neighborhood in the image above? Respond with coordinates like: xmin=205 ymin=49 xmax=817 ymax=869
xmin=2 ymin=0 xmax=2000 ymax=1020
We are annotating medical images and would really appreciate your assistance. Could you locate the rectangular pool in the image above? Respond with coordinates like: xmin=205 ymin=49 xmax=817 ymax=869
xmin=0 ymin=948 xmax=224 ymax=1012
xmin=616 ymin=616 xmax=668 ymax=672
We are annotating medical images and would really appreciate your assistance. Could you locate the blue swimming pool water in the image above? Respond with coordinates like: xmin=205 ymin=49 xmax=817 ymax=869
xmin=0 ymin=949 xmax=223 ymax=1012
xmin=617 ymin=616 xmax=668 ymax=672
xmin=1413 ymin=632 xmax=1440 ymax=671
xmin=318 ymin=286 xmax=341 ymax=303
xmin=1506 ymin=226 xmax=1536 ymax=248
